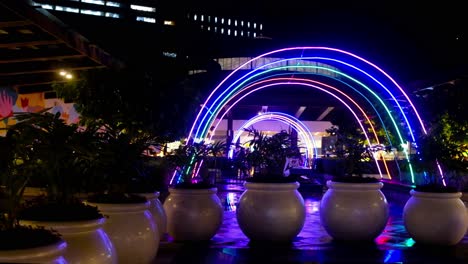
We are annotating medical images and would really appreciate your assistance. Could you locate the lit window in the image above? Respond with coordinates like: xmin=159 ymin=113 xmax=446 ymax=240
xmin=201 ymin=15 xmax=204 ymax=21
xmin=241 ymin=21 xmax=244 ymax=26
xmin=228 ymin=19 xmax=231 ymax=25
xmin=228 ymin=29 xmax=230 ymax=35
xmin=221 ymin=18 xmax=224 ymax=24
xmin=41 ymin=4 xmax=53 ymax=10
xmin=247 ymin=22 xmax=250 ymax=28
xmin=64 ymin=7 xmax=79 ymax=13
xmin=82 ymin=0 xmax=104 ymax=5
xmin=164 ymin=20 xmax=175 ymax=26
xmin=136 ymin=16 xmax=156 ymax=23
xmin=163 ymin=52 xmax=177 ymax=58
xmin=241 ymin=31 xmax=243 ymax=36
xmin=254 ymin=23 xmax=257 ymax=29
xmin=247 ymin=31 xmax=250 ymax=37
xmin=81 ymin=9 xmax=103 ymax=16
xmin=130 ymin=5 xmax=156 ymax=12
xmin=253 ymin=32 xmax=257 ymax=38
xmin=234 ymin=30 xmax=237 ymax=36
xmin=208 ymin=16 xmax=210 ymax=22
xmin=214 ymin=27 xmax=217 ymax=33
xmin=105 ymin=12 xmax=120 ymax=18
xmin=55 ymin=5 xmax=65 ymax=11
xmin=194 ymin=14 xmax=197 ymax=21
xmin=221 ymin=28 xmax=224 ymax=34
xmin=207 ymin=26 xmax=210 ymax=31
xmin=235 ymin=20 xmax=237 ymax=26
xmin=260 ymin=24 xmax=263 ymax=30
xmin=106 ymin=2 xmax=120 ymax=7
xmin=214 ymin=17 xmax=217 ymax=23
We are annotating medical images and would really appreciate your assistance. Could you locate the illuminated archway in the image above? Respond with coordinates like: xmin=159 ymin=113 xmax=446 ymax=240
xmin=184 ymin=47 xmax=433 ymax=185
xmin=227 ymin=112 xmax=318 ymax=167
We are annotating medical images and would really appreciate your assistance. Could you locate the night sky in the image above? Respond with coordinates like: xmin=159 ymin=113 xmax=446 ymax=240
xmin=48 ymin=0 xmax=468 ymax=89
xmin=184 ymin=0 xmax=468 ymax=87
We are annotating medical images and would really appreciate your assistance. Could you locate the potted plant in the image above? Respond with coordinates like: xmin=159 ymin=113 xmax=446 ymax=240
xmin=53 ymin=68 xmax=163 ymax=261
xmin=235 ymin=128 xmax=306 ymax=242
xmin=6 ymin=111 xmax=118 ymax=264
xmin=0 ymin=116 xmax=66 ymax=263
xmin=319 ymin=125 xmax=389 ymax=241
xmin=128 ymin=154 xmax=169 ymax=241
xmin=403 ymin=112 xmax=468 ymax=245
xmin=84 ymin=121 xmax=160 ymax=263
xmin=163 ymin=139 xmax=225 ymax=241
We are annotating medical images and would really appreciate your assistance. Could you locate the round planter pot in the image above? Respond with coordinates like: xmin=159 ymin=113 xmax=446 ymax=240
xmin=0 ymin=239 xmax=66 ymax=264
xmin=403 ymin=190 xmax=468 ymax=245
xmin=236 ymin=181 xmax=306 ymax=242
xmin=163 ymin=187 xmax=223 ymax=241
xmin=136 ymin=192 xmax=167 ymax=239
xmin=20 ymin=218 xmax=117 ymax=264
xmin=87 ymin=201 xmax=159 ymax=264
xmin=320 ymin=180 xmax=389 ymax=241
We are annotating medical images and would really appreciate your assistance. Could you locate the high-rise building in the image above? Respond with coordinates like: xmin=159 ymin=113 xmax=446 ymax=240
xmin=28 ymin=0 xmax=268 ymax=70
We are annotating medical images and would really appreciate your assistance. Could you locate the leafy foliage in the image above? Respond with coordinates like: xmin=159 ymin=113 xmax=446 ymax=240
xmin=14 ymin=111 xmax=97 ymax=203
xmin=243 ymin=128 xmax=298 ymax=180
xmin=86 ymin=121 xmax=161 ymax=194
xmin=325 ymin=125 xmax=374 ymax=177
xmin=411 ymin=112 xmax=468 ymax=190
xmin=0 ymin=226 xmax=61 ymax=250
xmin=166 ymin=139 xmax=226 ymax=187
xmin=1 ymin=110 xmax=103 ymax=223
xmin=53 ymin=67 xmax=202 ymax=140
xmin=0 ymin=113 xmax=40 ymax=229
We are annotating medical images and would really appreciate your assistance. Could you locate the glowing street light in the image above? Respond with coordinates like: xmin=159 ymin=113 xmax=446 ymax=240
xmin=58 ymin=70 xmax=73 ymax=80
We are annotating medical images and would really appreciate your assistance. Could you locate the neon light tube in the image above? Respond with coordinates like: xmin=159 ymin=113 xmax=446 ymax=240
xmin=208 ymin=81 xmax=384 ymax=179
xmin=226 ymin=112 xmax=317 ymax=165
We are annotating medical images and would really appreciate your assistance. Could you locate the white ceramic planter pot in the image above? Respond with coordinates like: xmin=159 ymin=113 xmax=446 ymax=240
xmin=20 ymin=218 xmax=117 ymax=264
xmin=137 ymin=192 xmax=167 ymax=238
xmin=236 ymin=181 xmax=306 ymax=241
xmin=163 ymin=187 xmax=223 ymax=241
xmin=403 ymin=190 xmax=468 ymax=245
xmin=0 ymin=239 xmax=66 ymax=264
xmin=320 ymin=180 xmax=389 ymax=241
xmin=87 ymin=201 xmax=159 ymax=264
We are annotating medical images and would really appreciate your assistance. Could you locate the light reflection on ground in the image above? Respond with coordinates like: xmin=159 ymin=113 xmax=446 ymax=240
xmin=215 ymin=189 xmax=417 ymax=251
xmin=157 ymin=185 xmax=468 ymax=264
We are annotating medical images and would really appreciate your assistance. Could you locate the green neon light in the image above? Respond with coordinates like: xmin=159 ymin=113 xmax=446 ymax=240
xmin=198 ymin=65 xmax=414 ymax=182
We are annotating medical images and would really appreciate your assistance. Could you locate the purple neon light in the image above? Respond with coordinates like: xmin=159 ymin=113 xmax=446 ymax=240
xmin=227 ymin=112 xmax=317 ymax=164
xmin=212 ymin=77 xmax=381 ymax=144
xmin=193 ymin=57 xmax=406 ymax=150
xmin=211 ymin=77 xmax=393 ymax=178
xmin=188 ymin=47 xmax=427 ymax=141
xmin=200 ymin=57 xmax=405 ymax=146
xmin=188 ymin=47 xmax=433 ymax=183
xmin=209 ymin=81 xmax=384 ymax=178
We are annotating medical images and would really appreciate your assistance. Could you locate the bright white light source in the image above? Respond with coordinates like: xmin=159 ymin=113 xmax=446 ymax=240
xmin=130 ymin=5 xmax=155 ymax=12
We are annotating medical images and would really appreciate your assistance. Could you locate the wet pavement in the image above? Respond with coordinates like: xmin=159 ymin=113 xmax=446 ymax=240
xmin=153 ymin=183 xmax=468 ymax=263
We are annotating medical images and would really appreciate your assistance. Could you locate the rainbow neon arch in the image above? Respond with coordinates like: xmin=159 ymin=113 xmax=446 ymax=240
xmin=187 ymin=47 xmax=430 ymax=184
xmin=227 ymin=111 xmax=319 ymax=167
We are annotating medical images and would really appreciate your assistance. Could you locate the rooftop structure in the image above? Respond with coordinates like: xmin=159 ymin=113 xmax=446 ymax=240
xmin=0 ymin=0 xmax=123 ymax=94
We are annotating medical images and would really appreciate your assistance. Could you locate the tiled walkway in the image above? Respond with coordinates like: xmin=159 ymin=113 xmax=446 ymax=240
xmin=153 ymin=184 xmax=468 ymax=263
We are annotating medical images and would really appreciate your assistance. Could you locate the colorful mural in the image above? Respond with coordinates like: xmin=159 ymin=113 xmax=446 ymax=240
xmin=0 ymin=87 xmax=79 ymax=136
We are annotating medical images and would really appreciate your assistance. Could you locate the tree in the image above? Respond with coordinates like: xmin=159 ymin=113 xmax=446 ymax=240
xmin=411 ymin=112 xmax=468 ymax=189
